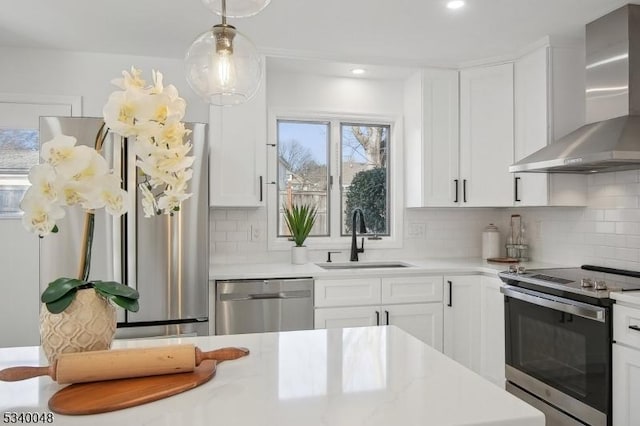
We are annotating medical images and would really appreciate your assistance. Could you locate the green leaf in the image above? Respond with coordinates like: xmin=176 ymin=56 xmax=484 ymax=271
xmin=95 ymin=288 xmax=139 ymax=312
xmin=51 ymin=225 xmax=59 ymax=234
xmin=45 ymin=289 xmax=78 ymax=314
xmin=93 ymin=281 xmax=139 ymax=299
xmin=283 ymin=203 xmax=317 ymax=246
xmin=41 ymin=277 xmax=85 ymax=303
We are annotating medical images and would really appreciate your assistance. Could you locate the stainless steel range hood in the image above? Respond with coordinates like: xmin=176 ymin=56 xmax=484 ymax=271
xmin=511 ymin=4 xmax=640 ymax=173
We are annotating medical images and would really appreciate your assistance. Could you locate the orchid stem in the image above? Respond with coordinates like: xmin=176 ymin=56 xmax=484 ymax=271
xmin=77 ymin=211 xmax=95 ymax=282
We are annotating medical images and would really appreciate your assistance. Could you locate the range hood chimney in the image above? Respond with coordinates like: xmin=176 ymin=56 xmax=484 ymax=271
xmin=511 ymin=4 xmax=640 ymax=173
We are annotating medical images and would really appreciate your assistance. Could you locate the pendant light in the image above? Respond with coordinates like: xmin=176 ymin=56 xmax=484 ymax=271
xmin=201 ymin=0 xmax=271 ymax=18
xmin=185 ymin=0 xmax=263 ymax=106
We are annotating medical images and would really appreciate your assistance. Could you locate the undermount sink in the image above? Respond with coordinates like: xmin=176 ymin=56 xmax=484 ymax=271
xmin=316 ymin=261 xmax=413 ymax=270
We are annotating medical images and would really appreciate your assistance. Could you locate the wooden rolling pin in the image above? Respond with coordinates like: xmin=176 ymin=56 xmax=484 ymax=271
xmin=0 ymin=344 xmax=248 ymax=384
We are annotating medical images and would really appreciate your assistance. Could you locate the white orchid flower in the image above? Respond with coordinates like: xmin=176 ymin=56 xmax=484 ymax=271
xmin=41 ymin=134 xmax=79 ymax=166
xmin=20 ymin=190 xmax=65 ymax=236
xmin=27 ymin=163 xmax=58 ymax=202
xmin=139 ymin=183 xmax=157 ymax=218
xmin=111 ymin=67 xmax=146 ymax=91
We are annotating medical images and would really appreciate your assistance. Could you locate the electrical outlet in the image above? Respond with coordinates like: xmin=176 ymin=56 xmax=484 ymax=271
xmin=408 ymin=223 xmax=426 ymax=238
xmin=251 ymin=225 xmax=261 ymax=241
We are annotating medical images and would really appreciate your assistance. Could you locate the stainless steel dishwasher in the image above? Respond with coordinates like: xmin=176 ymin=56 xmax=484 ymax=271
xmin=215 ymin=278 xmax=314 ymax=335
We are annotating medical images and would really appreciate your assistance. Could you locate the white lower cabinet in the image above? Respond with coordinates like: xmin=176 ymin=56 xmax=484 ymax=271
xmin=444 ymin=274 xmax=506 ymax=387
xmin=479 ymin=276 xmax=506 ymax=388
xmin=314 ymin=276 xmax=444 ymax=351
xmin=613 ymin=302 xmax=640 ymax=426
xmin=443 ymin=275 xmax=481 ymax=371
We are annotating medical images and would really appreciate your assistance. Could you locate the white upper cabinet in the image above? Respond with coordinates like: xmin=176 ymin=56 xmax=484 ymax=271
xmin=459 ymin=63 xmax=515 ymax=207
xmin=514 ymin=44 xmax=587 ymax=206
xmin=404 ymin=69 xmax=459 ymax=207
xmin=209 ymin=61 xmax=267 ymax=207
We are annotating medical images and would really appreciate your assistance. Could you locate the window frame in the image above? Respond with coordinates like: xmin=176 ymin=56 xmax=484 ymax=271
xmin=267 ymin=109 xmax=403 ymax=251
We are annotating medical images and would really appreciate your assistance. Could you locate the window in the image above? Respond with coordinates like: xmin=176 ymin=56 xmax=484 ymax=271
xmin=273 ymin=115 xmax=396 ymax=247
xmin=0 ymin=129 xmax=38 ymax=215
xmin=340 ymin=123 xmax=390 ymax=236
xmin=277 ymin=120 xmax=330 ymax=237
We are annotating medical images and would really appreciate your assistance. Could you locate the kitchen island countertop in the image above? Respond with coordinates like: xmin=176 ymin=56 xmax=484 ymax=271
xmin=0 ymin=326 xmax=543 ymax=426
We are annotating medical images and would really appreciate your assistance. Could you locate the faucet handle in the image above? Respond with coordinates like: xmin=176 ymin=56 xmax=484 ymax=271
xmin=326 ymin=251 xmax=341 ymax=263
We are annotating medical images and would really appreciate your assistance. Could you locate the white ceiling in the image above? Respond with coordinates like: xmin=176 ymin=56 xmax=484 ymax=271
xmin=0 ymin=0 xmax=634 ymax=70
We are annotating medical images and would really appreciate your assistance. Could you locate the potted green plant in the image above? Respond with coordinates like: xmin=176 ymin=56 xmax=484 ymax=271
xmin=283 ymin=203 xmax=317 ymax=264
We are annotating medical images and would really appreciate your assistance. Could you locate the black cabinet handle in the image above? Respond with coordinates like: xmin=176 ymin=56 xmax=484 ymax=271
xmin=463 ymin=180 xmax=467 ymax=203
xmin=385 ymin=310 xmax=390 ymax=325
xmin=375 ymin=311 xmax=380 ymax=326
xmin=447 ymin=280 xmax=452 ymax=307
xmin=629 ymin=325 xmax=640 ymax=332
xmin=514 ymin=176 xmax=521 ymax=202
xmin=259 ymin=176 xmax=263 ymax=202
xmin=454 ymin=179 xmax=459 ymax=203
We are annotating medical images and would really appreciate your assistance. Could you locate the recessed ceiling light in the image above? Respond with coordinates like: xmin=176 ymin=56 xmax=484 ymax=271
xmin=447 ymin=0 xmax=465 ymax=10
xmin=351 ymin=68 xmax=366 ymax=75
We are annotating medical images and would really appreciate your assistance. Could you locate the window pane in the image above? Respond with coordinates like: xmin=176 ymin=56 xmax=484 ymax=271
xmin=0 ymin=129 xmax=39 ymax=215
xmin=341 ymin=123 xmax=390 ymax=236
xmin=277 ymin=120 xmax=329 ymax=237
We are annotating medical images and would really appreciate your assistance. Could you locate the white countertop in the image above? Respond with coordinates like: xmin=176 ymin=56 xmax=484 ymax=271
xmin=0 ymin=327 xmax=543 ymax=426
xmin=611 ymin=290 xmax=640 ymax=306
xmin=210 ymin=257 xmax=567 ymax=281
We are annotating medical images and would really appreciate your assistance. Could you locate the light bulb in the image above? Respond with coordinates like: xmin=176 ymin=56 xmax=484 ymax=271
xmin=215 ymin=50 xmax=237 ymax=89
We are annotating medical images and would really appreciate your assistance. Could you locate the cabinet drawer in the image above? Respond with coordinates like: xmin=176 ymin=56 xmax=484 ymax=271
xmin=314 ymin=306 xmax=378 ymax=329
xmin=314 ymin=278 xmax=382 ymax=307
xmin=381 ymin=276 xmax=443 ymax=304
xmin=614 ymin=304 xmax=640 ymax=350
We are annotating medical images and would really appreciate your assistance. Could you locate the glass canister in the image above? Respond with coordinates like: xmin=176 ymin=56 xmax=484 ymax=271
xmin=482 ymin=224 xmax=501 ymax=259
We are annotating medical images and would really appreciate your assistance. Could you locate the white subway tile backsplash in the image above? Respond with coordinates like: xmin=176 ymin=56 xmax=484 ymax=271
xmin=211 ymin=170 xmax=640 ymax=270
xmin=215 ymin=220 xmax=237 ymax=232
xmin=616 ymin=170 xmax=640 ymax=184
xmin=595 ymin=222 xmax=616 ymax=233
xmin=226 ymin=209 xmax=248 ymax=221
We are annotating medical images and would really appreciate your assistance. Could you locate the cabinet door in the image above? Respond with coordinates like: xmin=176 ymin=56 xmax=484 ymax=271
xmin=443 ymin=275 xmax=481 ymax=371
xmin=385 ymin=303 xmax=443 ymax=351
xmin=459 ymin=63 xmax=514 ymax=207
xmin=613 ymin=343 xmax=640 ymax=426
xmin=209 ymin=64 xmax=267 ymax=207
xmin=314 ymin=306 xmax=378 ymax=329
xmin=381 ymin=275 xmax=443 ymax=304
xmin=479 ymin=276 xmax=505 ymax=387
xmin=514 ymin=47 xmax=549 ymax=206
xmin=314 ymin=278 xmax=382 ymax=307
xmin=405 ymin=70 xmax=459 ymax=207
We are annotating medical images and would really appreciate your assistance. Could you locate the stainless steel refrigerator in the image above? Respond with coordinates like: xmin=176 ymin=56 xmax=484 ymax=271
xmin=38 ymin=117 xmax=209 ymax=338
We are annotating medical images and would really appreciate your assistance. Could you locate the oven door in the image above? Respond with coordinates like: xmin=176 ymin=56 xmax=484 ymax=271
xmin=502 ymin=285 xmax=610 ymax=424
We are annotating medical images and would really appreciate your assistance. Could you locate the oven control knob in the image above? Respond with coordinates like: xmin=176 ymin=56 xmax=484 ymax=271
xmin=581 ymin=278 xmax=594 ymax=288
xmin=594 ymin=280 xmax=607 ymax=291
xmin=508 ymin=264 xmax=518 ymax=274
xmin=517 ymin=266 xmax=526 ymax=274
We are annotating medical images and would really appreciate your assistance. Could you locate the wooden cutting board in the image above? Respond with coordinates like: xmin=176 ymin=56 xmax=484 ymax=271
xmin=48 ymin=360 xmax=217 ymax=415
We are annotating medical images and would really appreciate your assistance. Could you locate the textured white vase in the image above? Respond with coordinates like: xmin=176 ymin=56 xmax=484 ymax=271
xmin=291 ymin=246 xmax=308 ymax=265
xmin=40 ymin=288 xmax=116 ymax=363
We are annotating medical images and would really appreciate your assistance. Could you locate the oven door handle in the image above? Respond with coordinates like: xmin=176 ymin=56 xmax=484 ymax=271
xmin=500 ymin=285 xmax=606 ymax=323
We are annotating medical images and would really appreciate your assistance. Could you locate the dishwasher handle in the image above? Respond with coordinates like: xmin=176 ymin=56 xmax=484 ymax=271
xmin=220 ymin=289 xmax=312 ymax=302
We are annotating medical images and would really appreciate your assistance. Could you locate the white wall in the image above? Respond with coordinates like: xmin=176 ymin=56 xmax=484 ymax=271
xmin=0 ymin=45 xmax=208 ymax=122
xmin=0 ymin=46 xmax=209 ymax=346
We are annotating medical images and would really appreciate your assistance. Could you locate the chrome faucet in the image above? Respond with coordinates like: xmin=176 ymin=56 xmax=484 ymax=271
xmin=350 ymin=208 xmax=367 ymax=261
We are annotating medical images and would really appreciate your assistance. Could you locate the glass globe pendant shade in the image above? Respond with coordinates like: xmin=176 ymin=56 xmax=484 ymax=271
xmin=185 ymin=24 xmax=262 ymax=106
xmin=201 ymin=0 xmax=271 ymax=18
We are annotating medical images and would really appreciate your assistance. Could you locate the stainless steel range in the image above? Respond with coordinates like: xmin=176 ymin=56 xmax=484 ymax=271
xmin=499 ymin=265 xmax=640 ymax=426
